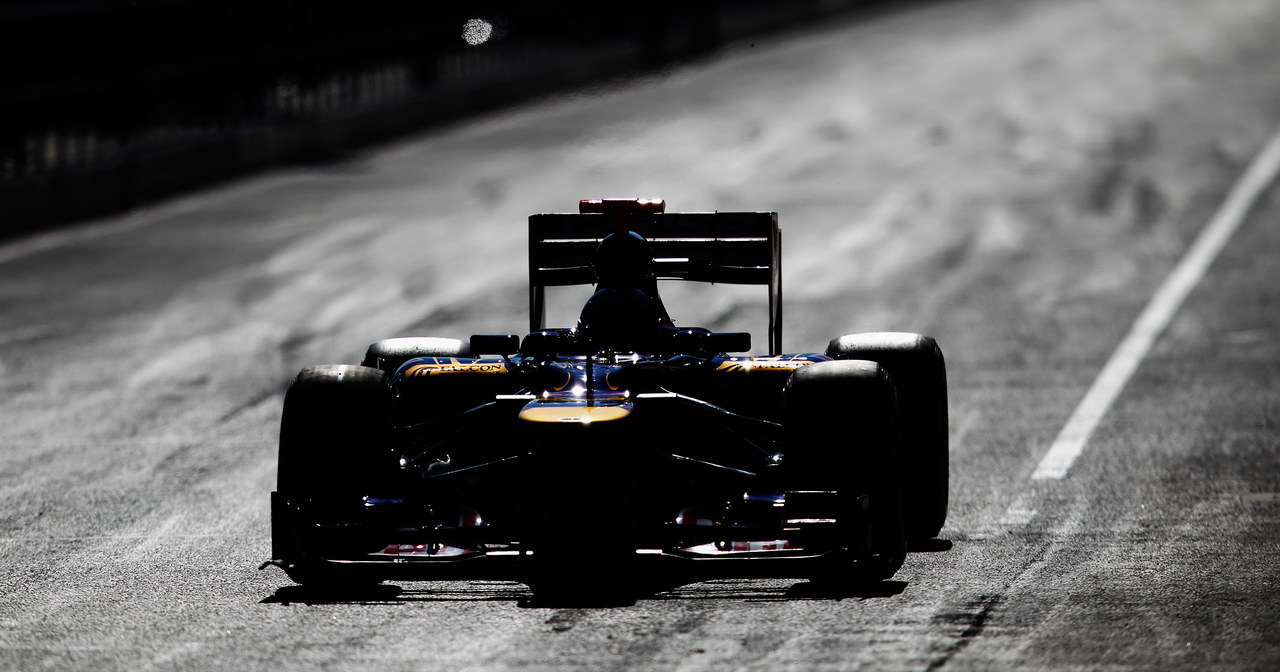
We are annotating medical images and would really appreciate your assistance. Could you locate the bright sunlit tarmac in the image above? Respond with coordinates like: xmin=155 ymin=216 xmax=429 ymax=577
xmin=1 ymin=0 xmax=1279 ymax=669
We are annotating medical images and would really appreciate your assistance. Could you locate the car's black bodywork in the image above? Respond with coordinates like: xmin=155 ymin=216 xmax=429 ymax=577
xmin=268 ymin=199 xmax=948 ymax=595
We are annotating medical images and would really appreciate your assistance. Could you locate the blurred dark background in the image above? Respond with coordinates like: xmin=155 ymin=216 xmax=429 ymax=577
xmin=0 ymin=0 xmax=877 ymax=236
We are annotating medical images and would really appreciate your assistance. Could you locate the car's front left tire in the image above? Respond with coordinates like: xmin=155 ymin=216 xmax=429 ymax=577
xmin=784 ymin=360 xmax=908 ymax=586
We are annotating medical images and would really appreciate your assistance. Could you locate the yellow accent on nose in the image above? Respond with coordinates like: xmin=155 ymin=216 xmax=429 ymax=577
xmin=519 ymin=405 xmax=631 ymax=424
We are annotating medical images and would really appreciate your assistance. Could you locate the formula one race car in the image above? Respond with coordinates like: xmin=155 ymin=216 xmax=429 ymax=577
xmin=267 ymin=198 xmax=947 ymax=597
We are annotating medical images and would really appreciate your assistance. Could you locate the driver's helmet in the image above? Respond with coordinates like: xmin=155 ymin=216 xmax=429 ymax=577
xmin=578 ymin=287 xmax=662 ymax=350
xmin=593 ymin=231 xmax=654 ymax=288
xmin=579 ymin=231 xmax=668 ymax=349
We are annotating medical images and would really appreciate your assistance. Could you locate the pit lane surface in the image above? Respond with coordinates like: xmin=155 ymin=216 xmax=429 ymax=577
xmin=2 ymin=0 xmax=1280 ymax=669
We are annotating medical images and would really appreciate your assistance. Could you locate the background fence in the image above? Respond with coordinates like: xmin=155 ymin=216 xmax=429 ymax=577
xmin=1 ymin=0 xmax=873 ymax=236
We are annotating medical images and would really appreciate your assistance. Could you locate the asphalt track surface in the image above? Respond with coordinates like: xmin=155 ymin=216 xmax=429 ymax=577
xmin=2 ymin=0 xmax=1280 ymax=669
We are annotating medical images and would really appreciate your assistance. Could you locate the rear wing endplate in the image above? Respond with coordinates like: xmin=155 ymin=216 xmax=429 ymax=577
xmin=528 ymin=211 xmax=782 ymax=354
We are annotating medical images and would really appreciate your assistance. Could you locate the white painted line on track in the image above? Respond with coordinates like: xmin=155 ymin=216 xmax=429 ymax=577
xmin=1033 ymin=125 xmax=1280 ymax=480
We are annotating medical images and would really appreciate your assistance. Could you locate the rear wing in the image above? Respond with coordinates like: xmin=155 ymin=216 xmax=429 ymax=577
xmin=528 ymin=210 xmax=782 ymax=354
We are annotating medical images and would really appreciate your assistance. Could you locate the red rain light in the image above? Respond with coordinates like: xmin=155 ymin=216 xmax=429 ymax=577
xmin=578 ymin=198 xmax=666 ymax=215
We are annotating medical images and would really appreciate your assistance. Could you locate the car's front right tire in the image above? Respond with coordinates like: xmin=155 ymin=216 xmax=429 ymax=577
xmin=361 ymin=337 xmax=471 ymax=374
xmin=274 ymin=364 xmax=394 ymax=587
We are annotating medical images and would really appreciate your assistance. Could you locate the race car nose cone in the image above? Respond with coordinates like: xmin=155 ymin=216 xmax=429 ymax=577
xmin=518 ymin=400 xmax=633 ymax=424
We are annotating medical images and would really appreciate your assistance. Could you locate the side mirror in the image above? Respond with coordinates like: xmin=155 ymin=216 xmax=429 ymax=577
xmin=520 ymin=330 xmax=576 ymax=357
xmin=469 ymin=334 xmax=520 ymax=356
xmin=707 ymin=332 xmax=751 ymax=354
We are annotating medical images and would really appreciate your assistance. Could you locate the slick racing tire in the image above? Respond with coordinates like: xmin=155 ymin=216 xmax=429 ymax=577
xmin=275 ymin=365 xmax=396 ymax=586
xmin=277 ymin=365 xmax=394 ymax=496
xmin=784 ymin=360 xmax=908 ymax=584
xmin=361 ymin=337 xmax=472 ymax=374
xmin=827 ymin=332 xmax=948 ymax=541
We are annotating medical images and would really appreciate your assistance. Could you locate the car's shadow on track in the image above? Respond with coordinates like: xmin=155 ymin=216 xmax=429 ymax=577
xmin=259 ymin=538 xmax=955 ymax=607
xmin=260 ymin=582 xmax=527 ymax=606
xmin=910 ymin=538 xmax=954 ymax=553
xmin=260 ymin=577 xmax=911 ymax=608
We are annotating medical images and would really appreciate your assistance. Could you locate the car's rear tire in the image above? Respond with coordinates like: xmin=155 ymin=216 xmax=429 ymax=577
xmin=275 ymin=365 xmax=394 ymax=586
xmin=784 ymin=360 xmax=907 ymax=585
xmin=827 ymin=332 xmax=948 ymax=541
xmin=361 ymin=337 xmax=471 ymax=374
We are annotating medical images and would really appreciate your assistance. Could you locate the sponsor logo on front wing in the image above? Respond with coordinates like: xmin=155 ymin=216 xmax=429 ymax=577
xmin=405 ymin=358 xmax=508 ymax=377
xmin=715 ymin=356 xmax=814 ymax=373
